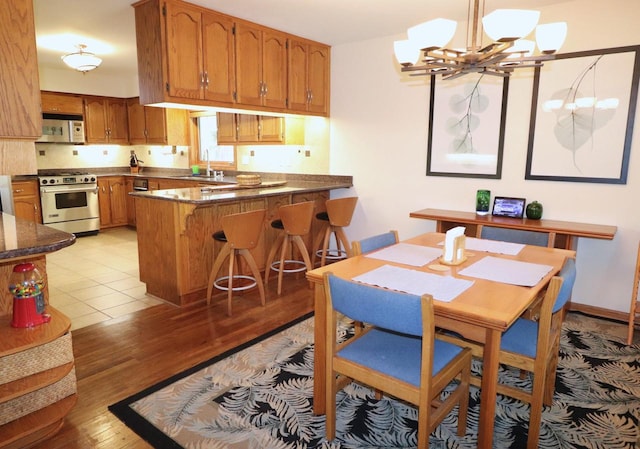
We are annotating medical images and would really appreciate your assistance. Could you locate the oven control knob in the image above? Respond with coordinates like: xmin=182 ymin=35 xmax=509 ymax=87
xmin=41 ymin=179 xmax=47 ymax=185
xmin=90 ymin=177 xmax=96 ymax=182
xmin=83 ymin=177 xmax=89 ymax=182
xmin=49 ymin=179 xmax=56 ymax=184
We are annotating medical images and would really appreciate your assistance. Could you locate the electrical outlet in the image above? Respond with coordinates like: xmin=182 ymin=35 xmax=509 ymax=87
xmin=73 ymin=150 xmax=78 ymax=156
xmin=305 ymin=150 xmax=311 ymax=157
xmin=38 ymin=150 xmax=45 ymax=156
xmin=103 ymin=150 xmax=108 ymax=155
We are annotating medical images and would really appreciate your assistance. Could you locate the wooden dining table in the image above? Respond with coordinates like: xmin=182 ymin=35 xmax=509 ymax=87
xmin=306 ymin=232 xmax=575 ymax=449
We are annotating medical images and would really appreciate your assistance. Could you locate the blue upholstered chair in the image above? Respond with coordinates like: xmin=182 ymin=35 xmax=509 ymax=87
xmin=323 ymin=273 xmax=471 ymax=447
xmin=351 ymin=230 xmax=399 ymax=256
xmin=439 ymin=256 xmax=576 ymax=449
xmin=480 ymin=226 xmax=550 ymax=247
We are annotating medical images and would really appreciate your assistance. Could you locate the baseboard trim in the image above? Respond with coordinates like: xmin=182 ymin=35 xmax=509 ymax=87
xmin=569 ymin=302 xmax=629 ymax=323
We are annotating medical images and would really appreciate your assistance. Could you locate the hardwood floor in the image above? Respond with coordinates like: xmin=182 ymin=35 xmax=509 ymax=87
xmin=33 ymin=275 xmax=314 ymax=449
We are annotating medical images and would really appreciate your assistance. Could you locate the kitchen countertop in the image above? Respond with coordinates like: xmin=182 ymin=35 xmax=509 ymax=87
xmin=129 ymin=178 xmax=352 ymax=204
xmin=0 ymin=213 xmax=75 ymax=261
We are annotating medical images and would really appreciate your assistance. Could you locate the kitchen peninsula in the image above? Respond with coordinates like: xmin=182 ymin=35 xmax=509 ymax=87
xmin=130 ymin=174 xmax=352 ymax=306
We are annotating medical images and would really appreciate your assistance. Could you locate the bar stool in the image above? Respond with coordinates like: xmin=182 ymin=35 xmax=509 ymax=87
xmin=206 ymin=209 xmax=266 ymax=316
xmin=264 ymin=201 xmax=315 ymax=295
xmin=312 ymin=196 xmax=358 ymax=267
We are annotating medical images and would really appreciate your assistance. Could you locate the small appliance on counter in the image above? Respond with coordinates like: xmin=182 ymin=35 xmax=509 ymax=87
xmin=9 ymin=262 xmax=50 ymax=328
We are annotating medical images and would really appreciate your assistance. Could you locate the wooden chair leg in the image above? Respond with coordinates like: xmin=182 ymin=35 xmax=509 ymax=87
xmin=264 ymin=233 xmax=284 ymax=289
xmin=277 ymin=236 xmax=290 ymax=295
xmin=226 ymin=250 xmax=236 ymax=316
xmin=239 ymin=249 xmax=266 ymax=307
xmin=207 ymin=244 xmax=231 ymax=305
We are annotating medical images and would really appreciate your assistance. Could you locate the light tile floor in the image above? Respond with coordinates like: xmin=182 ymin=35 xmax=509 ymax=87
xmin=47 ymin=227 xmax=164 ymax=331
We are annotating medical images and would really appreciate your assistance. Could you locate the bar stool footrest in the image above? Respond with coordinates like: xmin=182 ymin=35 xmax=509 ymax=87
xmin=270 ymin=260 xmax=308 ymax=273
xmin=315 ymin=249 xmax=347 ymax=261
xmin=214 ymin=275 xmax=257 ymax=292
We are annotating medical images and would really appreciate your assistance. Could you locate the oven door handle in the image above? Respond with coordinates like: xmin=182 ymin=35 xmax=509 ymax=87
xmin=41 ymin=186 xmax=99 ymax=194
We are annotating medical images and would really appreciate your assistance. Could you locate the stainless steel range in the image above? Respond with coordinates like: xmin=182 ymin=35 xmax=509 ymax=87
xmin=39 ymin=172 xmax=100 ymax=235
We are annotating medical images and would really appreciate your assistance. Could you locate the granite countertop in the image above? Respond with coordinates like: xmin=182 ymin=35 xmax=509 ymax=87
xmin=129 ymin=178 xmax=353 ymax=204
xmin=0 ymin=213 xmax=75 ymax=261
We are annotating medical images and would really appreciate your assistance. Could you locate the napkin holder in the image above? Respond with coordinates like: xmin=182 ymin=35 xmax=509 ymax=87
xmin=440 ymin=234 xmax=467 ymax=266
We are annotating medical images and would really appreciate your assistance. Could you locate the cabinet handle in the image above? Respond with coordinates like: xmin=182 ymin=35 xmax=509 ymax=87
xmin=109 ymin=186 xmax=113 ymax=193
xmin=262 ymin=82 xmax=268 ymax=96
xmin=308 ymin=90 xmax=313 ymax=103
xmin=14 ymin=189 xmax=24 ymax=193
xmin=204 ymin=72 xmax=209 ymax=87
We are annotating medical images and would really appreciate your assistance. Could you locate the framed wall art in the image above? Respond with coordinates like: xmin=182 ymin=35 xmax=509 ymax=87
xmin=426 ymin=73 xmax=508 ymax=179
xmin=525 ymin=45 xmax=640 ymax=184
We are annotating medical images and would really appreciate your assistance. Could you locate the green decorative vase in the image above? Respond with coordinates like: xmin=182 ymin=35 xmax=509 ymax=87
xmin=526 ymin=201 xmax=543 ymax=219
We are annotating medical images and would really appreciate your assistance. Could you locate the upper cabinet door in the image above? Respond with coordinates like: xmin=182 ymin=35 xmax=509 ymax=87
xmin=0 ymin=0 xmax=41 ymax=139
xmin=106 ymin=99 xmax=130 ymax=144
xmin=84 ymin=97 xmax=109 ymax=143
xmin=127 ymin=99 xmax=147 ymax=144
xmin=202 ymin=12 xmax=235 ymax=104
xmin=235 ymin=23 xmax=263 ymax=107
xmin=165 ymin=2 xmax=204 ymax=100
xmin=287 ymin=39 xmax=310 ymax=113
xmin=307 ymin=44 xmax=330 ymax=115
xmin=261 ymin=30 xmax=288 ymax=110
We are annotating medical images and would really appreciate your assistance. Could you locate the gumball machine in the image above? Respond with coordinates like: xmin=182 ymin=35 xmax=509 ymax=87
xmin=9 ymin=262 xmax=51 ymax=328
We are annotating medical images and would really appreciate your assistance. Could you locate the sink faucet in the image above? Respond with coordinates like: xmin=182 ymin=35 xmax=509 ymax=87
xmin=205 ymin=149 xmax=212 ymax=176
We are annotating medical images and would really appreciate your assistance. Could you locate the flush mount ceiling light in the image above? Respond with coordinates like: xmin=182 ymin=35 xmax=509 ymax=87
xmin=61 ymin=44 xmax=102 ymax=73
xmin=394 ymin=0 xmax=567 ymax=80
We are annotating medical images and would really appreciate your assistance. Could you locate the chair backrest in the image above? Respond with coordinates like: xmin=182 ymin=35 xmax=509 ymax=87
xmin=222 ymin=209 xmax=266 ymax=249
xmin=325 ymin=197 xmax=358 ymax=227
xmin=279 ymin=201 xmax=315 ymax=236
xmin=480 ymin=226 xmax=549 ymax=247
xmin=352 ymin=230 xmax=399 ymax=256
xmin=552 ymin=257 xmax=576 ymax=313
xmin=325 ymin=273 xmax=426 ymax=337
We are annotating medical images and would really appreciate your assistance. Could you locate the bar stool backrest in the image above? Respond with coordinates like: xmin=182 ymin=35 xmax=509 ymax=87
xmin=326 ymin=197 xmax=358 ymax=227
xmin=280 ymin=201 xmax=315 ymax=236
xmin=222 ymin=209 xmax=266 ymax=249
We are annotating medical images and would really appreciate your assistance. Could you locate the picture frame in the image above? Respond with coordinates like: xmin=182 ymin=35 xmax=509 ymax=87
xmin=525 ymin=45 xmax=640 ymax=184
xmin=426 ymin=73 xmax=508 ymax=179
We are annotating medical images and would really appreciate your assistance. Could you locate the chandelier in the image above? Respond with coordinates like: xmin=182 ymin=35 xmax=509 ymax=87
xmin=394 ymin=0 xmax=567 ymax=80
xmin=61 ymin=44 xmax=102 ymax=73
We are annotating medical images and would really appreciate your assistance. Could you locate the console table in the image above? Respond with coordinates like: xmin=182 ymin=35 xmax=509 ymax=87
xmin=409 ymin=208 xmax=617 ymax=250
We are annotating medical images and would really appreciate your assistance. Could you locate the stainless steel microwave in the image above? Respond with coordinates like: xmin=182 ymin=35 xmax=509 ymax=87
xmin=36 ymin=118 xmax=85 ymax=144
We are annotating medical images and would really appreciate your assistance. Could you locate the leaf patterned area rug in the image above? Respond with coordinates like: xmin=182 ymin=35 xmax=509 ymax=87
xmin=109 ymin=312 xmax=640 ymax=448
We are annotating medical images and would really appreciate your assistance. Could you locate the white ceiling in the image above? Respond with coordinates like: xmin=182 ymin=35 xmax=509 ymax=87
xmin=33 ymin=0 xmax=571 ymax=78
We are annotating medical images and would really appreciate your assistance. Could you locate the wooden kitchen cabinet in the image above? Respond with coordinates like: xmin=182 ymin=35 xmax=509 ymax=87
xmin=11 ymin=179 xmax=41 ymax=223
xmin=133 ymin=0 xmax=330 ymax=117
xmin=127 ymin=98 xmax=190 ymax=145
xmin=84 ymin=97 xmax=129 ymax=144
xmin=288 ymin=39 xmax=330 ymax=115
xmin=41 ymin=91 xmax=84 ymax=116
xmin=235 ymin=23 xmax=287 ymax=109
xmin=134 ymin=0 xmax=235 ymax=105
xmin=217 ymin=112 xmax=284 ymax=143
xmin=98 ymin=177 xmax=128 ymax=228
xmin=0 ymin=0 xmax=41 ymax=139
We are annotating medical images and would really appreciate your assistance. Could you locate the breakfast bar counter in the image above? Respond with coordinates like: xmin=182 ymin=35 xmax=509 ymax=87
xmin=131 ymin=175 xmax=353 ymax=306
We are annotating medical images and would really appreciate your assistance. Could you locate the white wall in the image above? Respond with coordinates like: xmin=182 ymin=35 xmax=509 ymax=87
xmin=329 ymin=0 xmax=640 ymax=313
